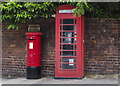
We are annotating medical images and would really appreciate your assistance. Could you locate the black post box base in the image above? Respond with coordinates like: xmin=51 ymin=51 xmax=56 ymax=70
xmin=27 ymin=66 xmax=41 ymax=79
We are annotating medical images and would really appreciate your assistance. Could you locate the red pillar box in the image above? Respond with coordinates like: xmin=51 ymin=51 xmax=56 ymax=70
xmin=26 ymin=32 xmax=43 ymax=79
xmin=55 ymin=5 xmax=85 ymax=79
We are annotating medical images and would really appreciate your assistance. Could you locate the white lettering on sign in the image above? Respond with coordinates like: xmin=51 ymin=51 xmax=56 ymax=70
xmin=69 ymin=59 xmax=74 ymax=66
xmin=29 ymin=42 xmax=33 ymax=49
xmin=59 ymin=10 xmax=74 ymax=13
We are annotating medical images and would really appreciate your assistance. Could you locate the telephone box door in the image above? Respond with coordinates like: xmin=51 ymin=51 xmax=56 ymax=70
xmin=55 ymin=5 xmax=84 ymax=78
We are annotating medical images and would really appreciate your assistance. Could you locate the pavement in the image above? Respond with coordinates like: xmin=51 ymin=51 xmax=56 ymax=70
xmin=1 ymin=76 xmax=119 ymax=84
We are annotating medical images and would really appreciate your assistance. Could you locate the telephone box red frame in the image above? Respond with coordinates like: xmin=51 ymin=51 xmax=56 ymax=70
xmin=55 ymin=5 xmax=84 ymax=78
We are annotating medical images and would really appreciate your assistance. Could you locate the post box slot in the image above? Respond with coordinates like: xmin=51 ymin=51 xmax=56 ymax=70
xmin=28 ymin=39 xmax=35 ymax=40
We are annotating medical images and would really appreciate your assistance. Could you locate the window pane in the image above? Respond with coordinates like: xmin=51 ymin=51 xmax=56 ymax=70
xmin=63 ymin=38 xmax=74 ymax=43
xmin=62 ymin=64 xmax=73 ymax=69
xmin=60 ymin=25 xmax=62 ymax=30
xmin=74 ymin=58 xmax=76 ymax=63
xmin=75 ymin=45 xmax=76 ymax=50
xmin=60 ymin=38 xmax=62 ymax=43
xmin=63 ymin=45 xmax=73 ymax=50
xmin=60 ymin=51 xmax=62 ymax=56
xmin=63 ymin=32 xmax=74 ymax=37
xmin=63 ymin=19 xmax=74 ymax=24
xmin=60 ymin=57 xmax=61 ymax=62
xmin=62 ymin=57 xmax=74 ymax=63
xmin=63 ymin=25 xmax=74 ymax=30
xmin=75 ymin=38 xmax=76 ymax=43
xmin=60 ymin=63 xmax=62 ymax=69
xmin=60 ymin=32 xmax=62 ymax=37
xmin=75 ymin=32 xmax=77 ymax=37
xmin=75 ymin=64 xmax=76 ymax=69
xmin=60 ymin=19 xmax=62 ymax=24
xmin=63 ymin=51 xmax=73 ymax=56
xmin=75 ymin=25 xmax=76 ymax=31
xmin=75 ymin=51 xmax=76 ymax=56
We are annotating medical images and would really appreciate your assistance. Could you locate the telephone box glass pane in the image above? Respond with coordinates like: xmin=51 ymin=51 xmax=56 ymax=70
xmin=60 ymin=45 xmax=62 ymax=50
xmin=62 ymin=57 xmax=73 ymax=63
xmin=60 ymin=45 xmax=73 ymax=50
xmin=75 ymin=38 xmax=77 ymax=43
xmin=62 ymin=64 xmax=73 ymax=69
xmin=60 ymin=57 xmax=61 ymax=62
xmin=63 ymin=19 xmax=74 ymax=24
xmin=60 ymin=38 xmax=62 ymax=43
xmin=60 ymin=51 xmax=62 ymax=56
xmin=63 ymin=51 xmax=73 ymax=56
xmin=63 ymin=32 xmax=74 ymax=37
xmin=60 ymin=19 xmax=62 ymax=24
xmin=75 ymin=32 xmax=77 ymax=37
xmin=63 ymin=38 xmax=74 ymax=43
xmin=63 ymin=25 xmax=74 ymax=30
xmin=75 ymin=58 xmax=76 ymax=63
xmin=75 ymin=19 xmax=76 ymax=24
xmin=60 ymin=25 xmax=62 ymax=30
xmin=63 ymin=45 xmax=73 ymax=50
xmin=75 ymin=64 xmax=76 ymax=69
xmin=60 ymin=32 xmax=62 ymax=37
xmin=60 ymin=63 xmax=62 ymax=69
xmin=75 ymin=25 xmax=76 ymax=31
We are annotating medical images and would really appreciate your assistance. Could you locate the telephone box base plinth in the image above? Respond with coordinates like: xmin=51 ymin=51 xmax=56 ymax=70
xmin=27 ymin=66 xmax=41 ymax=79
xmin=54 ymin=77 xmax=83 ymax=79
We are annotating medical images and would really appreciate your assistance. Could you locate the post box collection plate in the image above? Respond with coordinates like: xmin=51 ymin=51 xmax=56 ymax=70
xmin=29 ymin=42 xmax=33 ymax=49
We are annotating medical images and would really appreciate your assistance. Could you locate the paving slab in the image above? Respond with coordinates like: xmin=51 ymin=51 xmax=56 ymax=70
xmin=2 ymin=77 xmax=118 ymax=84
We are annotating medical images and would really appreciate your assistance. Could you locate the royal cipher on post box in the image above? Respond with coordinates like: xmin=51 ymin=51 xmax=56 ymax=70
xmin=55 ymin=5 xmax=85 ymax=79
xmin=26 ymin=32 xmax=43 ymax=79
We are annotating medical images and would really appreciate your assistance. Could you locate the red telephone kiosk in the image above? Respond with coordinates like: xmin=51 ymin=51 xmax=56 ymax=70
xmin=55 ymin=5 xmax=85 ymax=78
xmin=26 ymin=32 xmax=43 ymax=79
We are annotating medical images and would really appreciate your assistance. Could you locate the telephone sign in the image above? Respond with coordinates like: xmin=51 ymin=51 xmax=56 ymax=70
xmin=59 ymin=10 xmax=74 ymax=13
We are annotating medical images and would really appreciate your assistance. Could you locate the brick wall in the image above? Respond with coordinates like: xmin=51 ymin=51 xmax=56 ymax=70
xmin=2 ymin=23 xmax=27 ymax=77
xmin=2 ymin=18 xmax=120 ymax=77
xmin=85 ymin=18 xmax=120 ymax=74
